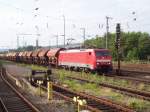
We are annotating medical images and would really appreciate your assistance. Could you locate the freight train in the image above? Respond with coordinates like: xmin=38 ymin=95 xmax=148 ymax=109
xmin=0 ymin=48 xmax=113 ymax=73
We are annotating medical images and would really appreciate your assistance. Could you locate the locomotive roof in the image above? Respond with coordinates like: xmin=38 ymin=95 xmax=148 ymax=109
xmin=60 ymin=49 xmax=109 ymax=53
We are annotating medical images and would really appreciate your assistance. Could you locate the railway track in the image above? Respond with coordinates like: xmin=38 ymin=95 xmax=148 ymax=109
xmin=0 ymin=98 xmax=7 ymax=112
xmin=106 ymin=75 xmax=150 ymax=84
xmin=113 ymin=65 xmax=150 ymax=73
xmin=113 ymin=69 xmax=150 ymax=77
xmin=105 ymin=69 xmax=150 ymax=84
xmin=67 ymin=76 xmax=150 ymax=101
xmin=32 ymin=79 xmax=135 ymax=112
xmin=0 ymin=68 xmax=40 ymax=112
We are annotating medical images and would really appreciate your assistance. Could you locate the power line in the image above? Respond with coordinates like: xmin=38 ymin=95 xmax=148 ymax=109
xmin=106 ymin=16 xmax=113 ymax=49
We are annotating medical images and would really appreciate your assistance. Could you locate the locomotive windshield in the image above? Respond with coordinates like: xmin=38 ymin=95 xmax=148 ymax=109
xmin=95 ymin=51 xmax=110 ymax=57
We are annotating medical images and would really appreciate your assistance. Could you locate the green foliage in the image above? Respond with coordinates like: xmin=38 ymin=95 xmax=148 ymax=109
xmin=84 ymin=32 xmax=150 ymax=60
xmin=126 ymin=48 xmax=138 ymax=61
xmin=84 ymin=35 xmax=104 ymax=48
xmin=127 ymin=98 xmax=150 ymax=111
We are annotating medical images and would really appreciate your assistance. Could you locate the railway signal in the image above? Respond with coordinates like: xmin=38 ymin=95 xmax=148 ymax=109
xmin=115 ymin=23 xmax=121 ymax=75
xmin=115 ymin=23 xmax=121 ymax=49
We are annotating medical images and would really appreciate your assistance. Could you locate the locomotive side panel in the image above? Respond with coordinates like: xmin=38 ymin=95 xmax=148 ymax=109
xmin=58 ymin=49 xmax=95 ymax=70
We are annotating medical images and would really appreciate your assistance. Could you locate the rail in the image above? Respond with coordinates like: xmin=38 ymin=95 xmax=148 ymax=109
xmin=0 ymin=67 xmax=41 ymax=112
xmin=0 ymin=98 xmax=8 ymax=112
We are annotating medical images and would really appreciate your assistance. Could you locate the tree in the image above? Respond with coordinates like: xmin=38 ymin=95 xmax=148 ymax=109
xmin=84 ymin=32 xmax=150 ymax=60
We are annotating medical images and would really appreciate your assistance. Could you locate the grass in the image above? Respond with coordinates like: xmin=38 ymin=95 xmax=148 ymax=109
xmin=127 ymin=98 xmax=150 ymax=111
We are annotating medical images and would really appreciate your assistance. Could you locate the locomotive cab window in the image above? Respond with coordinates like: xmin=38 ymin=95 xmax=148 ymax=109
xmin=95 ymin=51 xmax=110 ymax=57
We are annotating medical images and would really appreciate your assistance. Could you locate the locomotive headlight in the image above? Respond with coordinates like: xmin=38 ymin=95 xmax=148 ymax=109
xmin=97 ymin=62 xmax=99 ymax=65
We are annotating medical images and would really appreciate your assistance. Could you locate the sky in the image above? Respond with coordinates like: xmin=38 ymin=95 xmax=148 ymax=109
xmin=0 ymin=0 xmax=150 ymax=49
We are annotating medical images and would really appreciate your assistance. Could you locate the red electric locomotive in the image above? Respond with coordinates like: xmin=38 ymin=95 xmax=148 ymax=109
xmin=58 ymin=49 xmax=112 ymax=72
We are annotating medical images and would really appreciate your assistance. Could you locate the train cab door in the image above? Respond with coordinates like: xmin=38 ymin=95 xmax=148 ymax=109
xmin=87 ymin=51 xmax=93 ymax=70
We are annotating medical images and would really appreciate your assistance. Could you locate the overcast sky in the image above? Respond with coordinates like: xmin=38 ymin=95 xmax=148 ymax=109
xmin=0 ymin=0 xmax=150 ymax=49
